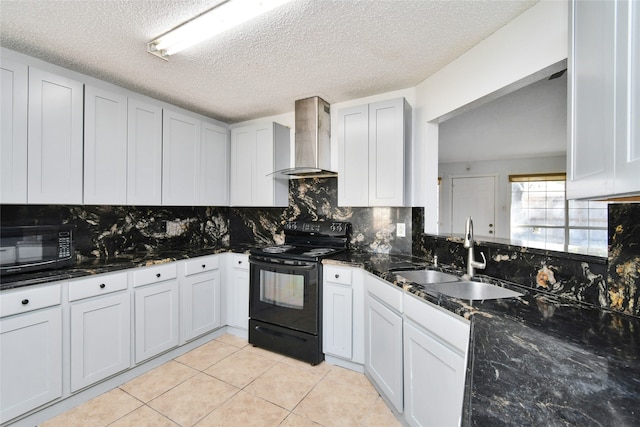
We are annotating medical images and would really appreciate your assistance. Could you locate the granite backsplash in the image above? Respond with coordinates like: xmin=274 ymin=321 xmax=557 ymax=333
xmin=2 ymin=180 xmax=637 ymax=317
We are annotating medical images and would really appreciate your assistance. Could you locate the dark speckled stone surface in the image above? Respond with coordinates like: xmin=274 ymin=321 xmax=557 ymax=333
xmin=326 ymin=252 xmax=640 ymax=426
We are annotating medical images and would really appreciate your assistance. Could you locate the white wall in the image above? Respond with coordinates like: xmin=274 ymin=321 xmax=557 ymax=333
xmin=438 ymin=155 xmax=567 ymax=239
xmin=412 ymin=0 xmax=569 ymax=233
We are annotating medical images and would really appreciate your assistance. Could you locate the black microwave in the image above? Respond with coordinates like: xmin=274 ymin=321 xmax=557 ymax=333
xmin=0 ymin=225 xmax=75 ymax=276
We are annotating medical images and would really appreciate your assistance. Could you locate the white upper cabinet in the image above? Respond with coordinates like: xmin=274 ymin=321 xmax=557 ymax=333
xmin=162 ymin=109 xmax=229 ymax=206
xmin=0 ymin=57 xmax=28 ymax=204
xmin=84 ymin=85 xmax=128 ymax=205
xmin=568 ymin=0 xmax=640 ymax=199
xmin=230 ymin=122 xmax=290 ymax=207
xmin=200 ymin=120 xmax=229 ymax=206
xmin=337 ymin=104 xmax=369 ymax=207
xmin=127 ymin=98 xmax=163 ymax=205
xmin=338 ymin=97 xmax=411 ymax=207
xmin=27 ymin=67 xmax=83 ymax=204
xmin=163 ymin=109 xmax=201 ymax=205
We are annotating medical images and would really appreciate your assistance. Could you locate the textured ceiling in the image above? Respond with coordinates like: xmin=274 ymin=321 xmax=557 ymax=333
xmin=0 ymin=0 xmax=538 ymax=124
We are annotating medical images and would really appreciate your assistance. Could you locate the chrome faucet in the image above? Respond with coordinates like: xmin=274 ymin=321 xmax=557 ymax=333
xmin=463 ymin=217 xmax=486 ymax=277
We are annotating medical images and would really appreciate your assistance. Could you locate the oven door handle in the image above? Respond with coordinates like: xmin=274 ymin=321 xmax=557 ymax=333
xmin=249 ymin=259 xmax=317 ymax=271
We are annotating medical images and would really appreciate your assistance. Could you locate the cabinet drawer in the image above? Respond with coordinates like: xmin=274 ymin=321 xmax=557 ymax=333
xmin=231 ymin=254 xmax=249 ymax=270
xmin=184 ymin=255 xmax=219 ymax=276
xmin=324 ymin=266 xmax=352 ymax=285
xmin=132 ymin=263 xmax=177 ymax=288
xmin=68 ymin=271 xmax=128 ymax=302
xmin=0 ymin=284 xmax=62 ymax=317
xmin=404 ymin=293 xmax=469 ymax=354
xmin=366 ymin=273 xmax=403 ymax=313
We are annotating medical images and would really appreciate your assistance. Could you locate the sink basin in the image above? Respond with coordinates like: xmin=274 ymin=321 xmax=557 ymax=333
xmin=425 ymin=281 xmax=524 ymax=301
xmin=395 ymin=269 xmax=460 ymax=284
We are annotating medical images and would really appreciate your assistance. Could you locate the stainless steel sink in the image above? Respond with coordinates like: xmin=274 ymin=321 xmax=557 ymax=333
xmin=394 ymin=269 xmax=460 ymax=284
xmin=425 ymin=281 xmax=524 ymax=300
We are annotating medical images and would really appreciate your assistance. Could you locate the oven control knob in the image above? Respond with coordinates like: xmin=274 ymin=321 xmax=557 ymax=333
xmin=100 ymin=284 xmax=106 ymax=289
xmin=22 ymin=299 xmax=29 ymax=305
xmin=202 ymin=264 xmax=206 ymax=269
xmin=335 ymin=274 xmax=339 ymax=279
xmin=238 ymin=260 xmax=242 ymax=264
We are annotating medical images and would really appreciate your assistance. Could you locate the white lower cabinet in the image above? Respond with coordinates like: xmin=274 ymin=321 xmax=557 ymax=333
xmin=0 ymin=284 xmax=63 ymax=424
xmin=226 ymin=254 xmax=249 ymax=330
xmin=68 ymin=271 xmax=131 ymax=392
xmin=181 ymin=256 xmax=222 ymax=343
xmin=364 ymin=273 xmax=404 ymax=413
xmin=70 ymin=292 xmax=131 ymax=392
xmin=133 ymin=264 xmax=180 ymax=363
xmin=322 ymin=265 xmax=364 ymax=365
xmin=403 ymin=294 xmax=470 ymax=427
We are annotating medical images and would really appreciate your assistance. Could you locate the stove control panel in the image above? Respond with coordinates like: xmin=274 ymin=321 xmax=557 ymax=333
xmin=284 ymin=221 xmax=350 ymax=237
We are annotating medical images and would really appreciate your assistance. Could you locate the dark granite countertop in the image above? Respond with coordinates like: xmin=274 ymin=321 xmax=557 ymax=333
xmin=3 ymin=248 xmax=638 ymax=424
xmin=324 ymin=251 xmax=640 ymax=426
xmin=0 ymin=245 xmax=257 ymax=291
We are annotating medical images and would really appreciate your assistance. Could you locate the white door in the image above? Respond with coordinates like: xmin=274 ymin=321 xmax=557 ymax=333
xmin=338 ymin=104 xmax=369 ymax=207
xmin=0 ymin=58 xmax=28 ymax=203
xmin=451 ymin=176 xmax=496 ymax=237
xmin=404 ymin=321 xmax=466 ymax=427
xmin=323 ymin=283 xmax=353 ymax=360
xmin=230 ymin=126 xmax=255 ymax=206
xmin=84 ymin=85 xmax=128 ymax=205
xmin=127 ymin=98 xmax=162 ymax=205
xmin=200 ymin=121 xmax=229 ymax=206
xmin=183 ymin=269 xmax=221 ymax=342
xmin=365 ymin=294 xmax=403 ymax=413
xmin=0 ymin=307 xmax=62 ymax=424
xmin=27 ymin=67 xmax=83 ymax=204
xmin=369 ymin=98 xmax=406 ymax=207
xmin=162 ymin=109 xmax=200 ymax=206
xmin=134 ymin=280 xmax=179 ymax=363
xmin=70 ymin=293 xmax=131 ymax=391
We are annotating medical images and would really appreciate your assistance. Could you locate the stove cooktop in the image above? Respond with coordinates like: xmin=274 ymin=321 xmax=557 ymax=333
xmin=251 ymin=245 xmax=346 ymax=261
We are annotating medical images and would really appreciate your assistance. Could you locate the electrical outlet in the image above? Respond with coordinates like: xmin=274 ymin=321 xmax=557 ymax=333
xmin=396 ymin=223 xmax=406 ymax=237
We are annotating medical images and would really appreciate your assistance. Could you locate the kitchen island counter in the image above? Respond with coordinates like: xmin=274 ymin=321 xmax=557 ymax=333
xmin=324 ymin=251 xmax=640 ymax=426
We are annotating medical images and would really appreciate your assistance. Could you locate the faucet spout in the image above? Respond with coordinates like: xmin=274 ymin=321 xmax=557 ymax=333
xmin=463 ymin=217 xmax=486 ymax=277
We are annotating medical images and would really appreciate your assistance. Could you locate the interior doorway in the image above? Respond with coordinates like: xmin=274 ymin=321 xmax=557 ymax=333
xmin=450 ymin=175 xmax=496 ymax=237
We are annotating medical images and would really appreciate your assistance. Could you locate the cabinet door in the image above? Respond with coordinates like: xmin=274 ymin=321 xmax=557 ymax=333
xmin=84 ymin=85 xmax=128 ymax=204
xmin=323 ymin=283 xmax=353 ymax=359
xmin=200 ymin=120 xmax=229 ymax=206
xmin=227 ymin=255 xmax=249 ymax=330
xmin=182 ymin=269 xmax=221 ymax=342
xmin=253 ymin=125 xmax=275 ymax=206
xmin=338 ymin=104 xmax=369 ymax=207
xmin=615 ymin=0 xmax=640 ymax=196
xmin=134 ymin=280 xmax=179 ymax=363
xmin=70 ymin=292 xmax=131 ymax=392
xmin=365 ymin=294 xmax=403 ymax=413
xmin=27 ymin=67 xmax=83 ymax=204
xmin=0 ymin=307 xmax=62 ymax=424
xmin=404 ymin=321 xmax=466 ymax=427
xmin=568 ymin=0 xmax=616 ymax=199
xmin=162 ymin=109 xmax=200 ymax=206
xmin=368 ymin=98 xmax=406 ymax=206
xmin=127 ymin=98 xmax=162 ymax=205
xmin=0 ymin=58 xmax=28 ymax=203
xmin=230 ymin=127 xmax=255 ymax=206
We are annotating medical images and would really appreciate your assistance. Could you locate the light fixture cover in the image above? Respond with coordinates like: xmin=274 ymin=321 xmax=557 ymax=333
xmin=148 ymin=0 xmax=293 ymax=60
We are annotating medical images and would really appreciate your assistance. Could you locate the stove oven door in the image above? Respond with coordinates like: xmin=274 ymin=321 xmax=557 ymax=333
xmin=249 ymin=256 xmax=319 ymax=335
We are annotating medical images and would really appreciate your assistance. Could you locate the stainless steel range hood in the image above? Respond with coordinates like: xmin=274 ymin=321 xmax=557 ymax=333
xmin=273 ymin=96 xmax=337 ymax=179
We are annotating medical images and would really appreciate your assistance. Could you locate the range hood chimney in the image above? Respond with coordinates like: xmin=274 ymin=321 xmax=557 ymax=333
xmin=273 ymin=96 xmax=337 ymax=179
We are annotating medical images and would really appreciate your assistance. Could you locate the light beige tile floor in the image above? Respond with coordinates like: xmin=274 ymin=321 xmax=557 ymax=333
xmin=40 ymin=334 xmax=401 ymax=427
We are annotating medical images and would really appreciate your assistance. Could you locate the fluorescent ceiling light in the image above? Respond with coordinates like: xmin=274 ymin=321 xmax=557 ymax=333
xmin=148 ymin=0 xmax=292 ymax=60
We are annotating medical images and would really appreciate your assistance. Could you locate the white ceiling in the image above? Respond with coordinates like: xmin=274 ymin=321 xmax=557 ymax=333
xmin=0 ymin=0 xmax=538 ymax=124
xmin=439 ymin=73 xmax=567 ymax=163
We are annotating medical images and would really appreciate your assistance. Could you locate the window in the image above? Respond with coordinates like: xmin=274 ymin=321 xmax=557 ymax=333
xmin=510 ymin=174 xmax=608 ymax=256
